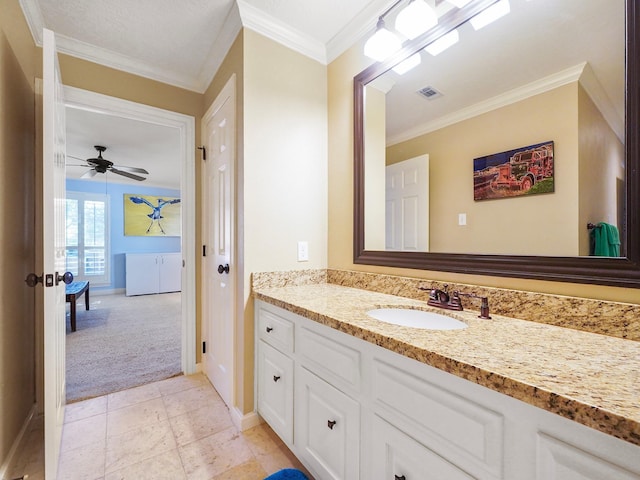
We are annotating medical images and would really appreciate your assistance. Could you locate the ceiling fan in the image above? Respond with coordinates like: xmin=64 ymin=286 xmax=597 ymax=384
xmin=67 ymin=145 xmax=149 ymax=181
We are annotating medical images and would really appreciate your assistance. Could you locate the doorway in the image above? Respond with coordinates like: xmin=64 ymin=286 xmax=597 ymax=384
xmin=59 ymin=86 xmax=196 ymax=402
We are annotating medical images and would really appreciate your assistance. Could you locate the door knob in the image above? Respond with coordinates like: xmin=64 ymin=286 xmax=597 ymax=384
xmin=217 ymin=264 xmax=229 ymax=274
xmin=25 ymin=273 xmax=43 ymax=287
xmin=56 ymin=271 xmax=74 ymax=285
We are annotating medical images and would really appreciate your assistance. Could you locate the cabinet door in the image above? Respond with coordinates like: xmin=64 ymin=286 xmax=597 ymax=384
xmin=125 ymin=254 xmax=160 ymax=296
xmin=257 ymin=340 xmax=294 ymax=444
xmin=159 ymin=253 xmax=182 ymax=293
xmin=295 ymin=366 xmax=360 ymax=480
xmin=370 ymin=414 xmax=475 ymax=480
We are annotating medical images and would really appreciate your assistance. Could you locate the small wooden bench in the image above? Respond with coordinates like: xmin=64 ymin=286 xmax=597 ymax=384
xmin=66 ymin=281 xmax=89 ymax=332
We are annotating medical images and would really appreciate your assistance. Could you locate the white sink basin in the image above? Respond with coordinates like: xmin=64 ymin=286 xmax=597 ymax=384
xmin=367 ymin=308 xmax=467 ymax=330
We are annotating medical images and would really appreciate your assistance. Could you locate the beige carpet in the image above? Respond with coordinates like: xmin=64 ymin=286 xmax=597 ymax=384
xmin=65 ymin=292 xmax=182 ymax=403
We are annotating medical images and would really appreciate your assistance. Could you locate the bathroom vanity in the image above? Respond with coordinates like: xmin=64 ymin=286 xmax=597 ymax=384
xmin=254 ymin=282 xmax=640 ymax=480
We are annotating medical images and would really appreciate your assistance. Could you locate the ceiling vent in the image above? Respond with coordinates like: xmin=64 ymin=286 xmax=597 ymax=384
xmin=417 ymin=86 xmax=443 ymax=100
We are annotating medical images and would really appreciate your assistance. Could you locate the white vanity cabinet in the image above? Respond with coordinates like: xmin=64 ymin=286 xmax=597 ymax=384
xmin=254 ymin=300 xmax=640 ymax=480
xmin=125 ymin=252 xmax=181 ymax=296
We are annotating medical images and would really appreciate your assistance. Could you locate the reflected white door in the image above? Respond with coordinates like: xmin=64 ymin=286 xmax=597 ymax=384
xmin=202 ymin=76 xmax=235 ymax=408
xmin=386 ymin=154 xmax=429 ymax=251
xmin=42 ymin=28 xmax=68 ymax=479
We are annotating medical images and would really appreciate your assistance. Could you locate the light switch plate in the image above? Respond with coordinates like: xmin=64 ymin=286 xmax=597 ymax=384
xmin=297 ymin=241 xmax=309 ymax=261
xmin=458 ymin=213 xmax=467 ymax=226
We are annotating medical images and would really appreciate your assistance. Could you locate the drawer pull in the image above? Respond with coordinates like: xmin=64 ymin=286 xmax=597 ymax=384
xmin=273 ymin=375 xmax=281 ymax=382
xmin=266 ymin=326 xmax=273 ymax=333
xmin=395 ymin=476 xmax=406 ymax=480
xmin=327 ymin=420 xmax=337 ymax=430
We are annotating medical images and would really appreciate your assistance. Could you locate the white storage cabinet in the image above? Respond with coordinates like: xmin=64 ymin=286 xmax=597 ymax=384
xmin=254 ymin=300 xmax=640 ymax=480
xmin=125 ymin=252 xmax=181 ymax=296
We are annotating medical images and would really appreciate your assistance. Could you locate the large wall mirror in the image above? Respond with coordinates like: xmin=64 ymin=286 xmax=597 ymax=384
xmin=354 ymin=0 xmax=640 ymax=288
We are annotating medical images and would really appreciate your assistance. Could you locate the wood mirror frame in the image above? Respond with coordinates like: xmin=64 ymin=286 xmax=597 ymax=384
xmin=354 ymin=0 xmax=640 ymax=288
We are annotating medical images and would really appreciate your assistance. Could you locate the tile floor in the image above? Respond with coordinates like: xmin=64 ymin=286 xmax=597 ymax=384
xmin=9 ymin=373 xmax=310 ymax=480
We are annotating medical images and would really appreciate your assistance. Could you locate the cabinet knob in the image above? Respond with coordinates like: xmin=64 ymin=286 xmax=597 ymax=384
xmin=273 ymin=375 xmax=281 ymax=382
xmin=394 ymin=476 xmax=406 ymax=480
xmin=217 ymin=263 xmax=230 ymax=274
xmin=266 ymin=326 xmax=273 ymax=333
xmin=327 ymin=420 xmax=337 ymax=430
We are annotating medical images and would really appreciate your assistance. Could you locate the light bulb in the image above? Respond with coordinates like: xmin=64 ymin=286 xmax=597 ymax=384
xmin=470 ymin=0 xmax=510 ymax=30
xmin=395 ymin=0 xmax=438 ymax=40
xmin=364 ymin=19 xmax=402 ymax=62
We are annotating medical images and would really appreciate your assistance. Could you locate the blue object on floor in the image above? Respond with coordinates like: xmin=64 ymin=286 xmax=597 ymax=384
xmin=264 ymin=468 xmax=309 ymax=480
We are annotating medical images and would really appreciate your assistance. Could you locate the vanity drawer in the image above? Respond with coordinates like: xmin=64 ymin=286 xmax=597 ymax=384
xmin=370 ymin=414 xmax=474 ymax=480
xmin=373 ymin=359 xmax=504 ymax=479
xmin=257 ymin=301 xmax=295 ymax=354
xmin=257 ymin=340 xmax=294 ymax=444
xmin=298 ymin=324 xmax=362 ymax=393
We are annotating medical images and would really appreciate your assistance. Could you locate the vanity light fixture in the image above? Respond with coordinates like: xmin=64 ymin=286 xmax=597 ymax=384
xmin=364 ymin=17 xmax=402 ymax=62
xmin=470 ymin=0 xmax=510 ymax=30
xmin=395 ymin=0 xmax=438 ymax=39
xmin=425 ymin=29 xmax=459 ymax=55
xmin=393 ymin=52 xmax=422 ymax=74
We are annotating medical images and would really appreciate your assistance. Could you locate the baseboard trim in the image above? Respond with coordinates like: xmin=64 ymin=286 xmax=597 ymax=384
xmin=0 ymin=404 xmax=36 ymax=479
xmin=231 ymin=408 xmax=262 ymax=431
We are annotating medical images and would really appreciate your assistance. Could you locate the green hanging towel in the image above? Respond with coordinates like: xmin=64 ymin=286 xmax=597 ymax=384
xmin=590 ymin=222 xmax=621 ymax=257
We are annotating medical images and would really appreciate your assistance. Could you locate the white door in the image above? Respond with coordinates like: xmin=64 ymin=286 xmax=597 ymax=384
xmin=42 ymin=28 xmax=68 ymax=479
xmin=385 ymin=154 xmax=430 ymax=251
xmin=202 ymin=76 xmax=236 ymax=408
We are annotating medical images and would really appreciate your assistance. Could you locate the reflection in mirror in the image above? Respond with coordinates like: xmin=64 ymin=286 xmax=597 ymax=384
xmin=363 ymin=0 xmax=625 ymax=257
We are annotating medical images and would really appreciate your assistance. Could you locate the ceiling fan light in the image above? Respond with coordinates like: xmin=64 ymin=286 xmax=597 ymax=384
xmin=424 ymin=29 xmax=459 ymax=56
xmin=395 ymin=0 xmax=438 ymax=40
xmin=392 ymin=53 xmax=421 ymax=74
xmin=447 ymin=0 xmax=472 ymax=7
xmin=364 ymin=19 xmax=402 ymax=62
xmin=470 ymin=0 xmax=510 ymax=30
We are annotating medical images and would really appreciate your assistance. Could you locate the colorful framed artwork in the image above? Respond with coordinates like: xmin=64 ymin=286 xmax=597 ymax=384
xmin=473 ymin=141 xmax=554 ymax=201
xmin=124 ymin=194 xmax=181 ymax=236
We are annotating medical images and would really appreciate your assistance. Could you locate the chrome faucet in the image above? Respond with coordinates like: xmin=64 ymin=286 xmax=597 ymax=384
xmin=418 ymin=284 xmax=491 ymax=319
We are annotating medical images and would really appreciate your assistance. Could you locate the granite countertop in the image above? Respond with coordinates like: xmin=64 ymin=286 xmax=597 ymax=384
xmin=253 ymin=283 xmax=640 ymax=447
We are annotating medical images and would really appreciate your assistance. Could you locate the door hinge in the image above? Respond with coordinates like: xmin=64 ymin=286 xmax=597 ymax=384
xmin=203 ymin=245 xmax=207 ymax=257
xmin=197 ymin=145 xmax=207 ymax=160
xmin=202 ymin=341 xmax=206 ymax=354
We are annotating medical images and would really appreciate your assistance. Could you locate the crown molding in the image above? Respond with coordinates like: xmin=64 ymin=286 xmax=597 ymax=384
xmin=236 ymin=0 xmax=326 ymax=64
xmin=196 ymin=2 xmax=243 ymax=92
xmin=579 ymin=63 xmax=625 ymax=143
xmin=54 ymin=33 xmax=204 ymax=92
xmin=387 ymin=63 xmax=587 ymax=146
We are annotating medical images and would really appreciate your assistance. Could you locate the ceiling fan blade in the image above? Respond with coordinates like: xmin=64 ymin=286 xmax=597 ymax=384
xmin=67 ymin=155 xmax=86 ymax=162
xmin=113 ymin=165 xmax=149 ymax=174
xmin=111 ymin=168 xmax=147 ymax=181
xmin=67 ymin=163 xmax=92 ymax=167
xmin=81 ymin=169 xmax=98 ymax=179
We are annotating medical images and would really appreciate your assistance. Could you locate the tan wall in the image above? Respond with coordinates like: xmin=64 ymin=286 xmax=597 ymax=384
xmin=327 ymin=42 xmax=640 ymax=304
xmin=0 ymin=0 xmax=38 ymax=467
xmin=386 ymin=84 xmax=580 ymax=256
xmin=242 ymin=29 xmax=328 ymax=413
xmin=578 ymin=85 xmax=625 ymax=255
